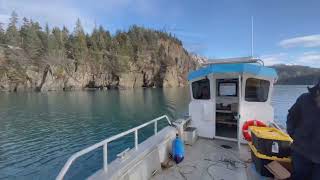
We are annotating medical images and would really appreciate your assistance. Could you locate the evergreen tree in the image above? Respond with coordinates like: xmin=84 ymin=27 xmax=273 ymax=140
xmin=89 ymin=26 xmax=99 ymax=51
xmin=20 ymin=17 xmax=44 ymax=60
xmin=0 ymin=22 xmax=5 ymax=43
xmin=20 ymin=17 xmax=31 ymax=46
xmin=6 ymin=11 xmax=20 ymax=46
xmin=61 ymin=26 xmax=69 ymax=44
xmin=97 ymin=26 xmax=111 ymax=50
xmin=62 ymin=26 xmax=73 ymax=59
xmin=52 ymin=27 xmax=62 ymax=49
xmin=43 ymin=23 xmax=50 ymax=54
xmin=1 ymin=10 xmax=188 ymax=83
xmin=32 ymin=21 xmax=46 ymax=55
xmin=45 ymin=23 xmax=50 ymax=37
xmin=48 ymin=27 xmax=59 ymax=57
xmin=73 ymin=18 xmax=88 ymax=67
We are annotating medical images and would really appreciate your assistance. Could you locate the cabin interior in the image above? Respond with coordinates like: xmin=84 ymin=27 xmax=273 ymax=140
xmin=215 ymin=78 xmax=239 ymax=139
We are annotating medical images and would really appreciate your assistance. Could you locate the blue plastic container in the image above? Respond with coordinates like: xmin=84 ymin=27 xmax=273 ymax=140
xmin=172 ymin=134 xmax=184 ymax=164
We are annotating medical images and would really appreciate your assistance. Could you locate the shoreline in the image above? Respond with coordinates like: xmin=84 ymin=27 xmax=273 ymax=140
xmin=0 ymin=84 xmax=311 ymax=93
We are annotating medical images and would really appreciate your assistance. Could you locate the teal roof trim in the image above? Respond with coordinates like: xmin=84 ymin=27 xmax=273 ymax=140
xmin=188 ymin=63 xmax=277 ymax=81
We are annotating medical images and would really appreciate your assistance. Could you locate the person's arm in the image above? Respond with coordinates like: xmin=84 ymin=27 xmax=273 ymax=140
xmin=286 ymin=96 xmax=302 ymax=137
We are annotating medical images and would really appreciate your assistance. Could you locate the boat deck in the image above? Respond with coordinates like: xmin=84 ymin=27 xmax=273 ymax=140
xmin=152 ymin=138 xmax=270 ymax=180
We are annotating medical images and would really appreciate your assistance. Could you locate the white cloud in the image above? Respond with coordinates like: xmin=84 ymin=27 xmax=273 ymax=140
xmin=279 ymin=34 xmax=320 ymax=48
xmin=296 ymin=52 xmax=320 ymax=67
xmin=0 ymin=14 xmax=10 ymax=26
xmin=0 ymin=0 xmax=95 ymax=32
xmin=261 ymin=51 xmax=320 ymax=68
xmin=0 ymin=0 xmax=175 ymax=33
xmin=260 ymin=53 xmax=290 ymax=66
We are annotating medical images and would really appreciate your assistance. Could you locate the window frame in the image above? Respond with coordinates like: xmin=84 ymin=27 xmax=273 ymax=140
xmin=244 ymin=78 xmax=270 ymax=102
xmin=217 ymin=81 xmax=238 ymax=97
xmin=191 ymin=78 xmax=211 ymax=100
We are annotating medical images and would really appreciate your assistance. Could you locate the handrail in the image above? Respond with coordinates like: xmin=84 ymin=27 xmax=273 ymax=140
xmin=202 ymin=56 xmax=260 ymax=65
xmin=56 ymin=115 xmax=171 ymax=180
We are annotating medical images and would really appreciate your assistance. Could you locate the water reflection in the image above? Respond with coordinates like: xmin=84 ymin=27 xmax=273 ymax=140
xmin=0 ymin=88 xmax=190 ymax=179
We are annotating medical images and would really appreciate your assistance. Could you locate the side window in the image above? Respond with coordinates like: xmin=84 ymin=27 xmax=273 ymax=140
xmin=245 ymin=78 xmax=270 ymax=102
xmin=192 ymin=79 xmax=210 ymax=100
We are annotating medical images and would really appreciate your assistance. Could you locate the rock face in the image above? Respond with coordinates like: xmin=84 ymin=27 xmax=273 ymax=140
xmin=0 ymin=40 xmax=198 ymax=92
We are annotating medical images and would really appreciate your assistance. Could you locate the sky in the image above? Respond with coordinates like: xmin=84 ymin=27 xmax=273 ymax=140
xmin=0 ymin=0 xmax=320 ymax=67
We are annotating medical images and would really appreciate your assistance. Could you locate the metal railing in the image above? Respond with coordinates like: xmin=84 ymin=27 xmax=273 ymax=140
xmin=56 ymin=115 xmax=171 ymax=180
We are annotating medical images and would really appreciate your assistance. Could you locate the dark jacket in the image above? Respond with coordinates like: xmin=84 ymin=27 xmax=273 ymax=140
xmin=287 ymin=92 xmax=320 ymax=163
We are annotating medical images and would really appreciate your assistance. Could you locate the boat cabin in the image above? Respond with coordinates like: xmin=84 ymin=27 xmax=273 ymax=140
xmin=188 ymin=58 xmax=278 ymax=144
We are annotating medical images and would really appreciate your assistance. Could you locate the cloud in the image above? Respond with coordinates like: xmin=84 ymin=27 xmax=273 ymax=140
xmin=296 ymin=52 xmax=320 ymax=67
xmin=279 ymin=34 xmax=320 ymax=48
xmin=0 ymin=0 xmax=178 ymax=33
xmin=0 ymin=0 xmax=95 ymax=32
xmin=0 ymin=14 xmax=10 ymax=25
xmin=261 ymin=51 xmax=320 ymax=68
xmin=260 ymin=53 xmax=290 ymax=66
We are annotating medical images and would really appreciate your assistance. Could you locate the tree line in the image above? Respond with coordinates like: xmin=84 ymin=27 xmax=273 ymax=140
xmin=0 ymin=11 xmax=183 ymax=74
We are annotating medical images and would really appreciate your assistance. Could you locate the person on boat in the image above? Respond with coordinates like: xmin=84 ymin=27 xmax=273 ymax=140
xmin=287 ymin=80 xmax=320 ymax=180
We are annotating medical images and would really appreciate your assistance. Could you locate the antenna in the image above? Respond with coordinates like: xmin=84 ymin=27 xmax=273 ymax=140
xmin=251 ymin=16 xmax=254 ymax=57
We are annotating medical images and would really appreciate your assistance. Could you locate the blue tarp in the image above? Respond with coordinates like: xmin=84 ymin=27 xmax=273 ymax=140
xmin=188 ymin=63 xmax=278 ymax=81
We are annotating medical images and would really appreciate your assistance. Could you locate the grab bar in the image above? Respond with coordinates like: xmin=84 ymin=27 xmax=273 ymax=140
xmin=56 ymin=115 xmax=171 ymax=180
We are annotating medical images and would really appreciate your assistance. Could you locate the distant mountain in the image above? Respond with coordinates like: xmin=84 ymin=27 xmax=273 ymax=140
xmin=271 ymin=64 xmax=320 ymax=85
xmin=190 ymin=54 xmax=208 ymax=65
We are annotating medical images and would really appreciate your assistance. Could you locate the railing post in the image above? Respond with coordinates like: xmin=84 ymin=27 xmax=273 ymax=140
xmin=103 ymin=143 xmax=108 ymax=172
xmin=154 ymin=121 xmax=158 ymax=135
xmin=135 ymin=129 xmax=138 ymax=150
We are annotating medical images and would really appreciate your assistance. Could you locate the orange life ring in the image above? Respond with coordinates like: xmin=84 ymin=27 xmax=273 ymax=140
xmin=242 ymin=120 xmax=266 ymax=141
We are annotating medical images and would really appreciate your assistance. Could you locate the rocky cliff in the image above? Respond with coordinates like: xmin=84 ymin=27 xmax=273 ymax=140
xmin=0 ymin=35 xmax=198 ymax=92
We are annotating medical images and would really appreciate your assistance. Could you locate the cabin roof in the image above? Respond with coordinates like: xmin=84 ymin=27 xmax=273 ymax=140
xmin=188 ymin=63 xmax=278 ymax=81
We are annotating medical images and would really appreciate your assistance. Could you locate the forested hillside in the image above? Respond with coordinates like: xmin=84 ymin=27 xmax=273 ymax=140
xmin=0 ymin=11 xmax=198 ymax=92
xmin=271 ymin=64 xmax=320 ymax=85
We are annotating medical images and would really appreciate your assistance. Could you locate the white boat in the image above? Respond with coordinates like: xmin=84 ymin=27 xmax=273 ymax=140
xmin=56 ymin=57 xmax=284 ymax=180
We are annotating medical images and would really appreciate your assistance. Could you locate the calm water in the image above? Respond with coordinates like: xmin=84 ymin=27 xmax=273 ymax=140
xmin=0 ymin=86 xmax=309 ymax=179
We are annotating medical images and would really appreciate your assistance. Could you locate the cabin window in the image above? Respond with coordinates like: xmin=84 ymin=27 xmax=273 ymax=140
xmin=192 ymin=79 xmax=210 ymax=99
xmin=217 ymin=80 xmax=238 ymax=97
xmin=245 ymin=78 xmax=270 ymax=102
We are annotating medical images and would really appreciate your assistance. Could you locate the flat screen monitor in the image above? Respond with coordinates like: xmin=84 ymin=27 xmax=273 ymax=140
xmin=218 ymin=82 xmax=237 ymax=96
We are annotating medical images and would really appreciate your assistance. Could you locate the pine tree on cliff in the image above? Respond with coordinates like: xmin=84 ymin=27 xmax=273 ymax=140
xmin=48 ymin=27 xmax=59 ymax=57
xmin=62 ymin=26 xmax=72 ymax=59
xmin=87 ymin=25 xmax=101 ymax=67
xmin=89 ymin=26 xmax=99 ymax=50
xmin=32 ymin=21 xmax=47 ymax=57
xmin=5 ymin=11 xmax=20 ymax=47
xmin=0 ymin=21 xmax=5 ymax=44
xmin=111 ymin=31 xmax=132 ymax=72
xmin=47 ymin=26 xmax=69 ymax=62
xmin=52 ymin=27 xmax=65 ymax=58
xmin=73 ymin=18 xmax=88 ymax=71
xmin=42 ymin=23 xmax=50 ymax=54
xmin=20 ymin=17 xmax=31 ymax=48
xmin=97 ymin=26 xmax=112 ymax=51
xmin=88 ymin=25 xmax=112 ymax=63
xmin=20 ymin=18 xmax=43 ymax=60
